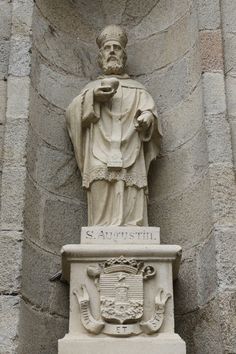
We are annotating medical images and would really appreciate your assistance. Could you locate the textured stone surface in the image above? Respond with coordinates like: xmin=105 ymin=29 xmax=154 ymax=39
xmin=0 ymin=231 xmax=23 ymax=294
xmin=200 ymin=30 xmax=223 ymax=71
xmin=198 ymin=0 xmax=221 ymax=30
xmin=203 ymin=72 xmax=226 ymax=115
xmin=0 ymin=295 xmax=21 ymax=354
xmin=21 ymin=239 xmax=69 ymax=317
xmin=0 ymin=80 xmax=7 ymax=124
xmin=18 ymin=300 xmax=68 ymax=354
xmin=6 ymin=76 xmax=30 ymax=119
xmin=9 ymin=36 xmax=31 ymax=77
xmin=1 ymin=166 xmax=26 ymax=230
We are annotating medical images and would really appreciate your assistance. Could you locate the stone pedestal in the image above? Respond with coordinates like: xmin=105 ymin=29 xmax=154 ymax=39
xmin=58 ymin=227 xmax=186 ymax=354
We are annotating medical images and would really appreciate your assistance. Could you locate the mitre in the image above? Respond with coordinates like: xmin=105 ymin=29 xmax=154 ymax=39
xmin=96 ymin=25 xmax=128 ymax=48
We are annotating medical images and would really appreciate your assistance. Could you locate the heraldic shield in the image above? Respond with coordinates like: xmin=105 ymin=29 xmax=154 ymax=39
xmin=73 ymin=256 xmax=171 ymax=337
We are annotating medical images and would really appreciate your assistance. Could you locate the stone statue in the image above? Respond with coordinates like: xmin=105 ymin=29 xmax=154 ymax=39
xmin=66 ymin=25 xmax=162 ymax=226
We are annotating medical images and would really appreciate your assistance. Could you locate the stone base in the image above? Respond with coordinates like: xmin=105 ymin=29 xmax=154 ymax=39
xmin=59 ymin=334 xmax=186 ymax=354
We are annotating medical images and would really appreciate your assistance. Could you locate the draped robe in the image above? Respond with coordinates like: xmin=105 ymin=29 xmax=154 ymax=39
xmin=66 ymin=75 xmax=162 ymax=226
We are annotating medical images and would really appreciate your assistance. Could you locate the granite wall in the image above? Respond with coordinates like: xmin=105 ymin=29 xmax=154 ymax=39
xmin=0 ymin=0 xmax=235 ymax=353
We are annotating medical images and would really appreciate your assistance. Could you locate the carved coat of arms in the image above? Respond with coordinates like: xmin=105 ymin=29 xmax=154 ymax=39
xmin=74 ymin=256 xmax=170 ymax=337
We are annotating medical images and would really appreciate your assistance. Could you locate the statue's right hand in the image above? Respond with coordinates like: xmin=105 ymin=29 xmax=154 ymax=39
xmin=94 ymin=86 xmax=116 ymax=103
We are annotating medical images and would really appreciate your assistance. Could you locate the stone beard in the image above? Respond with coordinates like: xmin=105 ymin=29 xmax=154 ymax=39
xmin=66 ymin=25 xmax=162 ymax=226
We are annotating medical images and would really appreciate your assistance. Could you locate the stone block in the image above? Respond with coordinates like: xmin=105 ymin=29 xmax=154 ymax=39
xmin=42 ymin=197 xmax=87 ymax=253
xmin=1 ymin=165 xmax=26 ymax=230
xmin=129 ymin=0 xmax=190 ymax=40
xmin=148 ymin=172 xmax=212 ymax=249
xmin=209 ymin=164 xmax=236 ymax=224
xmin=0 ymin=0 xmax=12 ymax=40
xmin=128 ymin=10 xmax=197 ymax=76
xmin=161 ymin=83 xmax=203 ymax=154
xmin=0 ymin=80 xmax=7 ymax=124
xmin=27 ymin=125 xmax=85 ymax=201
xmin=142 ymin=44 xmax=201 ymax=113
xmin=36 ymin=62 xmax=88 ymax=110
xmin=6 ymin=76 xmax=30 ymax=119
xmin=0 ymin=295 xmax=20 ymax=354
xmin=203 ymin=72 xmax=226 ymax=115
xmin=224 ymin=33 xmax=236 ymax=73
xmin=0 ymin=40 xmax=10 ymax=79
xmin=205 ymin=113 xmax=233 ymax=164
xmin=218 ymin=291 xmax=236 ymax=353
xmin=24 ymin=174 xmax=43 ymax=241
xmin=174 ymin=247 xmax=199 ymax=315
xmin=198 ymin=0 xmax=221 ymax=30
xmin=12 ymin=0 xmax=33 ymax=36
xmin=0 ymin=125 xmax=4 ymax=169
xmin=215 ymin=225 xmax=236 ymax=290
xmin=35 ymin=0 xmax=95 ymax=41
xmin=0 ymin=231 xmax=23 ymax=294
xmin=3 ymin=118 xmax=28 ymax=166
xmin=21 ymin=239 xmax=69 ymax=318
xmin=176 ymin=298 xmax=223 ymax=354
xmin=200 ymin=30 xmax=223 ymax=71
xmin=29 ymin=88 xmax=73 ymax=153
xmin=33 ymin=7 xmax=97 ymax=78
xmin=17 ymin=299 xmax=68 ymax=354
xmin=9 ymin=35 xmax=31 ymax=77
xmin=226 ymin=73 xmax=236 ymax=116
xmin=197 ymin=234 xmax=217 ymax=305
xmin=221 ymin=0 xmax=236 ymax=33
xmin=149 ymin=125 xmax=209 ymax=202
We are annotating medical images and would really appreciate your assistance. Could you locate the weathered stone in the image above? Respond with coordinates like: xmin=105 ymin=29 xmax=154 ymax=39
xmin=203 ymin=72 xmax=226 ymax=115
xmin=128 ymin=10 xmax=197 ymax=76
xmin=36 ymin=62 xmax=88 ymax=110
xmin=1 ymin=166 xmax=26 ymax=230
xmin=224 ymin=33 xmax=236 ymax=73
xmin=0 ymin=40 xmax=10 ymax=79
xmin=33 ymin=7 xmax=97 ymax=78
xmin=161 ymin=83 xmax=203 ymax=153
xmin=221 ymin=0 xmax=236 ymax=33
xmin=12 ymin=0 xmax=34 ymax=36
xmin=0 ymin=80 xmax=7 ymax=124
xmin=3 ymin=118 xmax=28 ymax=166
xmin=197 ymin=234 xmax=217 ymax=305
xmin=176 ymin=298 xmax=223 ymax=354
xmin=0 ymin=231 xmax=23 ymax=294
xmin=21 ymin=239 xmax=69 ymax=318
xmin=6 ymin=76 xmax=30 ymax=119
xmin=141 ymin=44 xmax=201 ymax=113
xmin=24 ymin=175 xmax=43 ymax=241
xmin=215 ymin=225 xmax=236 ymax=290
xmin=218 ymin=291 xmax=236 ymax=353
xmin=149 ymin=125 xmax=209 ymax=202
xmin=27 ymin=125 xmax=85 ymax=201
xmin=0 ymin=0 xmax=12 ymax=40
xmin=0 ymin=295 xmax=21 ymax=354
xmin=226 ymin=73 xmax=236 ymax=116
xmin=17 ymin=299 xmax=68 ymax=354
xmin=174 ymin=247 xmax=199 ymax=314
xmin=209 ymin=164 xmax=236 ymax=224
xmin=29 ymin=88 xmax=72 ymax=153
xmin=198 ymin=0 xmax=221 ymax=30
xmin=148 ymin=172 xmax=212 ymax=249
xmin=200 ymin=30 xmax=224 ymax=71
xmin=205 ymin=113 xmax=233 ymax=164
xmin=9 ymin=36 xmax=31 ymax=77
xmin=129 ymin=0 xmax=190 ymax=39
xmin=42 ymin=198 xmax=87 ymax=253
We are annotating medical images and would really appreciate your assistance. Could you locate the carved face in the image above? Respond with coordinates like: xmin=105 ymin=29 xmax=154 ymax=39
xmin=98 ymin=40 xmax=127 ymax=75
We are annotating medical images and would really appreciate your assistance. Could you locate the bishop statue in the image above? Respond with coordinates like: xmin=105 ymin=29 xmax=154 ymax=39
xmin=66 ymin=25 xmax=162 ymax=226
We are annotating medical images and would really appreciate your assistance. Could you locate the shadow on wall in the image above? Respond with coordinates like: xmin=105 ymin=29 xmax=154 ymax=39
xmin=17 ymin=0 xmax=212 ymax=353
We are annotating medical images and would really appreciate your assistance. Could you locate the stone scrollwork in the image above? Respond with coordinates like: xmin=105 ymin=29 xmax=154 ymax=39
xmin=73 ymin=256 xmax=171 ymax=337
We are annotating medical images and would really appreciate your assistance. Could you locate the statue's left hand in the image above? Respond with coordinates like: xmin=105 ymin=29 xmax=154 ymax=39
xmin=135 ymin=111 xmax=154 ymax=131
